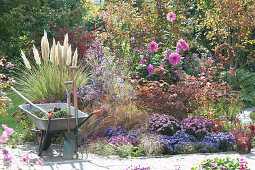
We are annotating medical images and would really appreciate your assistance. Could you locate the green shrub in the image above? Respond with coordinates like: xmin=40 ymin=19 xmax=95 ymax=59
xmin=228 ymin=68 xmax=255 ymax=107
xmin=250 ymin=110 xmax=255 ymax=121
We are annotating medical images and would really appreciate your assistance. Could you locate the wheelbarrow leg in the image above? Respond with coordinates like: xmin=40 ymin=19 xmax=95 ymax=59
xmin=38 ymin=117 xmax=52 ymax=156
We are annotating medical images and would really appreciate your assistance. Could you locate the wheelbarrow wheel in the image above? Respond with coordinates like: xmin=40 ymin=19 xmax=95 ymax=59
xmin=36 ymin=130 xmax=52 ymax=150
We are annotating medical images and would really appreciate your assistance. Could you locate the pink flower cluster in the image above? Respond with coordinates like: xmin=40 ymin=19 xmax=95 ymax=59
xmin=0 ymin=124 xmax=14 ymax=143
xmin=239 ymin=158 xmax=248 ymax=170
xmin=177 ymin=39 xmax=189 ymax=52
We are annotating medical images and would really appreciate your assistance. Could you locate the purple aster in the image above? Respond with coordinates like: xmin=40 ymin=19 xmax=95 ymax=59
xmin=177 ymin=39 xmax=189 ymax=51
xmin=148 ymin=41 xmax=158 ymax=53
xmin=147 ymin=64 xmax=154 ymax=74
xmin=167 ymin=12 xmax=176 ymax=21
xmin=169 ymin=53 xmax=181 ymax=65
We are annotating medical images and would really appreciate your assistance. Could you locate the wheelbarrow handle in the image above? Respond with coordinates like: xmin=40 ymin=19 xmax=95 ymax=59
xmin=10 ymin=86 xmax=49 ymax=116
xmin=78 ymin=109 xmax=104 ymax=129
xmin=93 ymin=109 xmax=104 ymax=116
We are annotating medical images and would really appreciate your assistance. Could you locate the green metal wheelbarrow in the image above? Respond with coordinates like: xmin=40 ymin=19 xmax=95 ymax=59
xmin=11 ymin=86 xmax=103 ymax=156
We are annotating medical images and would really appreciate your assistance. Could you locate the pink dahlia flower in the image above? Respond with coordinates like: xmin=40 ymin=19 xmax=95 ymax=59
xmin=169 ymin=53 xmax=181 ymax=65
xmin=177 ymin=39 xmax=189 ymax=51
xmin=148 ymin=41 xmax=158 ymax=53
xmin=167 ymin=12 xmax=176 ymax=22
xmin=147 ymin=64 xmax=154 ymax=74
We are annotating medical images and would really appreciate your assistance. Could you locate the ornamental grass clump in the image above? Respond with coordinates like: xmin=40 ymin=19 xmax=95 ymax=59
xmin=148 ymin=114 xmax=180 ymax=136
xmin=181 ymin=116 xmax=214 ymax=140
xmin=18 ymin=31 xmax=88 ymax=101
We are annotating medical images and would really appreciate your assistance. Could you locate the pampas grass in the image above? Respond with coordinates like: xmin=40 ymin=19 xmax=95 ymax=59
xmin=18 ymin=31 xmax=88 ymax=101
xmin=18 ymin=62 xmax=89 ymax=101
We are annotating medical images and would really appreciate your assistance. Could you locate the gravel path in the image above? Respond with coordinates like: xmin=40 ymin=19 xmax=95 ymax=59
xmin=1 ymin=143 xmax=255 ymax=170
xmin=1 ymin=108 xmax=255 ymax=170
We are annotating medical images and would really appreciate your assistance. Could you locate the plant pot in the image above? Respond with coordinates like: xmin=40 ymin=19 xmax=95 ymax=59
xmin=236 ymin=136 xmax=252 ymax=154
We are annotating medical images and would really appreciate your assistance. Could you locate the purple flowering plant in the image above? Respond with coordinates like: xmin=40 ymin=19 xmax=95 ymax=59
xmin=160 ymin=130 xmax=197 ymax=154
xmin=181 ymin=116 xmax=214 ymax=140
xmin=148 ymin=114 xmax=180 ymax=136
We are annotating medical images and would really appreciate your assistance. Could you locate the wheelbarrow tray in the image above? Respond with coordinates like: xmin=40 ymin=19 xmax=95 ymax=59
xmin=19 ymin=103 xmax=88 ymax=132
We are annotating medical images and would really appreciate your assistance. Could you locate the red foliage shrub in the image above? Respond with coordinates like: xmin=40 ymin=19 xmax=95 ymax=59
xmin=49 ymin=24 xmax=96 ymax=58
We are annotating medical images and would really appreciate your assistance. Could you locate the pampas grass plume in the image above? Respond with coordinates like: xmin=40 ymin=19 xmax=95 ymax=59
xmin=57 ymin=42 xmax=62 ymax=67
xmin=66 ymin=45 xmax=72 ymax=66
xmin=72 ymin=48 xmax=78 ymax=66
xmin=21 ymin=50 xmax=31 ymax=69
xmin=41 ymin=30 xmax=50 ymax=61
xmin=33 ymin=44 xmax=41 ymax=65
xmin=50 ymin=38 xmax=56 ymax=65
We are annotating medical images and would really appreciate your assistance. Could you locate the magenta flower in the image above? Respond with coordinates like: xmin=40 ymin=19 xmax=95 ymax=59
xmin=130 ymin=37 xmax=135 ymax=43
xmin=169 ymin=53 xmax=181 ymax=65
xmin=36 ymin=158 xmax=44 ymax=166
xmin=2 ymin=124 xmax=14 ymax=135
xmin=144 ymin=27 xmax=147 ymax=31
xmin=145 ymin=54 xmax=150 ymax=59
xmin=210 ymin=163 xmax=217 ymax=168
xmin=22 ymin=153 xmax=30 ymax=164
xmin=167 ymin=12 xmax=176 ymax=21
xmin=3 ymin=155 xmax=13 ymax=166
xmin=141 ymin=59 xmax=147 ymax=65
xmin=160 ymin=63 xmax=164 ymax=68
xmin=2 ymin=124 xmax=7 ymax=129
xmin=165 ymin=49 xmax=170 ymax=59
xmin=148 ymin=41 xmax=158 ymax=53
xmin=147 ymin=64 xmax=154 ymax=74
xmin=0 ymin=131 xmax=8 ymax=143
xmin=2 ymin=147 xmax=8 ymax=155
xmin=177 ymin=39 xmax=189 ymax=52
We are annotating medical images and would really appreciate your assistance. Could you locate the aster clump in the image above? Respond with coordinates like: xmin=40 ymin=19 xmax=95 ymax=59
xmin=167 ymin=12 xmax=176 ymax=22
xmin=148 ymin=114 xmax=180 ymax=136
xmin=148 ymin=41 xmax=158 ymax=53
xmin=181 ymin=116 xmax=214 ymax=140
xmin=104 ymin=126 xmax=128 ymax=139
xmin=160 ymin=130 xmax=197 ymax=154
xmin=202 ymin=132 xmax=235 ymax=152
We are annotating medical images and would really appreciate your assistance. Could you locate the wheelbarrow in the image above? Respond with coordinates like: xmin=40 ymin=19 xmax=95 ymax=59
xmin=10 ymin=86 xmax=103 ymax=156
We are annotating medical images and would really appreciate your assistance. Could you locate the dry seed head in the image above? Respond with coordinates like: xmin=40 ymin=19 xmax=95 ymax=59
xmin=21 ymin=50 xmax=31 ymax=69
xmin=33 ymin=44 xmax=41 ymax=65
xmin=62 ymin=34 xmax=69 ymax=67
xmin=66 ymin=45 xmax=72 ymax=66
xmin=57 ymin=42 xmax=62 ymax=67
xmin=50 ymin=38 xmax=57 ymax=65
xmin=41 ymin=30 xmax=50 ymax=61
xmin=72 ymin=48 xmax=78 ymax=66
